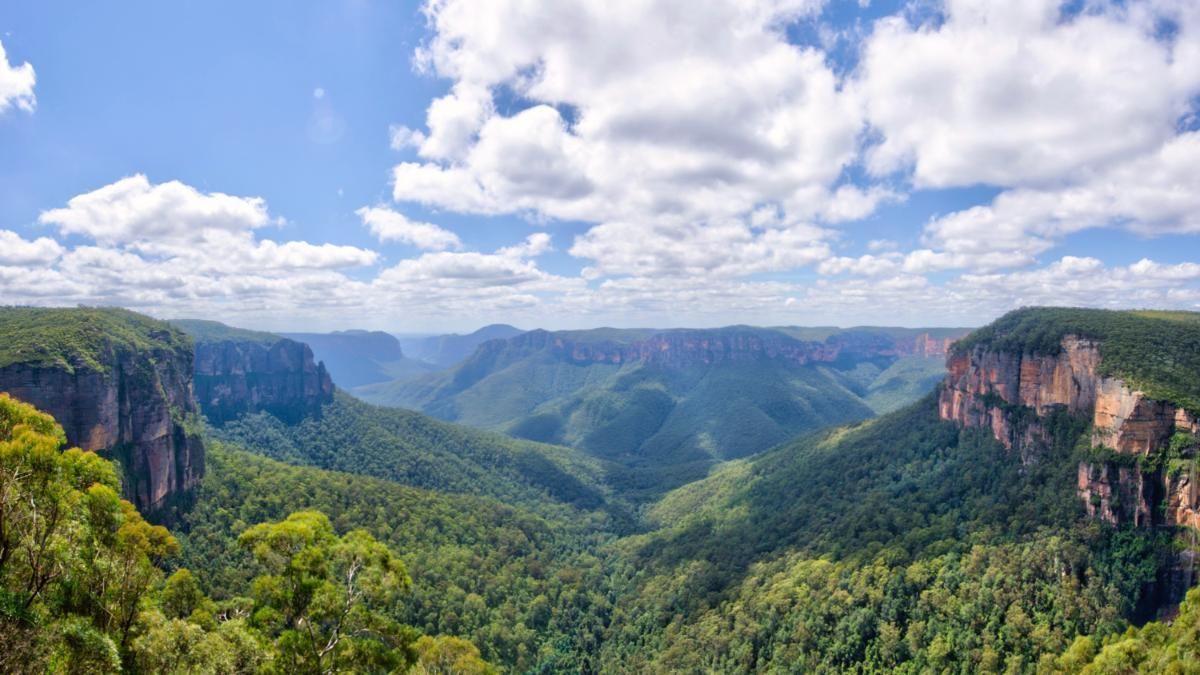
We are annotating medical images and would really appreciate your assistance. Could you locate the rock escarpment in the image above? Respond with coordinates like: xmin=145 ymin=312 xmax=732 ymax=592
xmin=192 ymin=338 xmax=334 ymax=425
xmin=491 ymin=328 xmax=960 ymax=370
xmin=0 ymin=308 xmax=204 ymax=518
xmin=939 ymin=336 xmax=1200 ymax=529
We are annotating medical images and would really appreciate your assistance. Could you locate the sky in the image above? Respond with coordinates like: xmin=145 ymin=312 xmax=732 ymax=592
xmin=1 ymin=0 xmax=1199 ymax=333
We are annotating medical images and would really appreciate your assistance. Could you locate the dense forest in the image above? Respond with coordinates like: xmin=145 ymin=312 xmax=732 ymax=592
xmin=2 ymin=306 xmax=1199 ymax=673
xmin=0 ymin=393 xmax=495 ymax=673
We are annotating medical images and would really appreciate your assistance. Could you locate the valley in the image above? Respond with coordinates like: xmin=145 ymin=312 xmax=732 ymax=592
xmin=1 ymin=306 xmax=1198 ymax=672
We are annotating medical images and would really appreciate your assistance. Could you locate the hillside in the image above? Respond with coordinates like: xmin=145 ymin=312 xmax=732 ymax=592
xmin=212 ymin=391 xmax=628 ymax=521
xmin=178 ymin=442 xmax=614 ymax=671
xmin=593 ymin=308 xmax=1200 ymax=671
xmin=358 ymin=325 xmax=967 ymax=497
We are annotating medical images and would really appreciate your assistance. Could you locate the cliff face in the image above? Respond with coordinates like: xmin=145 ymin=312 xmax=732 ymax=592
xmin=494 ymin=328 xmax=959 ymax=370
xmin=939 ymin=336 xmax=1200 ymax=528
xmin=192 ymin=337 xmax=334 ymax=426
xmin=0 ymin=330 xmax=204 ymax=517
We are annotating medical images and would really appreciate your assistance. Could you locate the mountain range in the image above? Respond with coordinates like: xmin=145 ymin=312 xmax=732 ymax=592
xmin=1 ymin=305 xmax=1198 ymax=672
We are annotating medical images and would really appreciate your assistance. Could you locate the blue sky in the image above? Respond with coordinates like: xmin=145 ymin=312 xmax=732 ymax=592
xmin=1 ymin=0 xmax=1198 ymax=332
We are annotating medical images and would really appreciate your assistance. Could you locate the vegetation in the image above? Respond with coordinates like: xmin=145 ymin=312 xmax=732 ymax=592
xmin=170 ymin=318 xmax=283 ymax=346
xmin=594 ymin=396 xmax=1176 ymax=672
xmin=953 ymin=307 xmax=1200 ymax=414
xmin=357 ymin=326 xmax=957 ymax=499
xmin=0 ymin=306 xmax=193 ymax=373
xmin=213 ymin=392 xmax=626 ymax=520
xmin=1050 ymin=585 xmax=1200 ymax=673
xmin=177 ymin=443 xmax=614 ymax=671
xmin=0 ymin=392 xmax=494 ymax=673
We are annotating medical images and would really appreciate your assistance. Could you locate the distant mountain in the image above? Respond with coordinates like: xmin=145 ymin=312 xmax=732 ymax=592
xmin=357 ymin=325 xmax=969 ymax=497
xmin=398 ymin=323 xmax=525 ymax=368
xmin=282 ymin=329 xmax=437 ymax=388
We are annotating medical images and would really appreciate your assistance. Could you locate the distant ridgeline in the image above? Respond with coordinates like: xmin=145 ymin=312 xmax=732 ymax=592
xmin=0 ymin=307 xmax=204 ymax=519
xmin=171 ymin=319 xmax=334 ymax=426
xmin=357 ymin=324 xmax=969 ymax=497
xmin=281 ymin=329 xmax=438 ymax=388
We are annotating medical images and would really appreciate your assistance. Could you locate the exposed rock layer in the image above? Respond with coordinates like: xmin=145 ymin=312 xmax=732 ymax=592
xmin=494 ymin=328 xmax=959 ymax=369
xmin=0 ymin=336 xmax=203 ymax=516
xmin=193 ymin=338 xmax=334 ymax=426
xmin=939 ymin=336 xmax=1200 ymax=529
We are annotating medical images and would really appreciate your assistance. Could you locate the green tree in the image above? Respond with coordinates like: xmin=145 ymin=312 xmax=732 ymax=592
xmin=239 ymin=510 xmax=416 ymax=673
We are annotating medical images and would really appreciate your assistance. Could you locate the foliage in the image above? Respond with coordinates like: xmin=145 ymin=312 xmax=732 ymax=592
xmin=170 ymin=318 xmax=283 ymax=346
xmin=595 ymin=396 xmax=1172 ymax=672
xmin=952 ymin=307 xmax=1200 ymax=414
xmin=0 ymin=306 xmax=193 ymax=374
xmin=214 ymin=392 xmax=626 ymax=519
xmin=0 ymin=393 xmax=494 ymax=673
xmin=357 ymin=328 xmax=950 ymax=499
xmin=1047 ymin=585 xmax=1200 ymax=673
xmin=239 ymin=511 xmax=416 ymax=673
xmin=177 ymin=442 xmax=616 ymax=672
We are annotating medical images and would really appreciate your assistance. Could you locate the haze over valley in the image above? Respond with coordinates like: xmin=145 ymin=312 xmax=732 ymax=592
xmin=2 ymin=1 xmax=1200 ymax=672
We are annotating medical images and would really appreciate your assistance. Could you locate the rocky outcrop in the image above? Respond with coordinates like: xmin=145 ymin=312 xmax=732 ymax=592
xmin=491 ymin=328 xmax=962 ymax=370
xmin=192 ymin=338 xmax=334 ymax=426
xmin=0 ymin=330 xmax=203 ymax=518
xmin=939 ymin=336 xmax=1200 ymax=529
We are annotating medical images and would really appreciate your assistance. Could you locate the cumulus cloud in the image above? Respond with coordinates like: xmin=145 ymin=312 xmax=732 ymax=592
xmin=910 ymin=130 xmax=1200 ymax=271
xmin=391 ymin=0 xmax=867 ymax=281
xmin=39 ymin=174 xmax=275 ymax=243
xmin=0 ymin=40 xmax=35 ymax=114
xmin=0 ymin=230 xmax=63 ymax=265
xmin=357 ymin=206 xmax=462 ymax=250
xmin=856 ymin=0 xmax=1200 ymax=187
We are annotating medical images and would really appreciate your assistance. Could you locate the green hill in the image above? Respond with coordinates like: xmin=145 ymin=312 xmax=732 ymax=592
xmin=597 ymin=395 xmax=1172 ymax=672
xmin=357 ymin=325 xmax=966 ymax=498
xmin=0 ymin=306 xmax=193 ymax=373
xmin=212 ymin=391 xmax=628 ymax=520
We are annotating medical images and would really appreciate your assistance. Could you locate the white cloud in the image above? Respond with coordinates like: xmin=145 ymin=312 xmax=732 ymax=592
xmin=0 ymin=40 xmax=35 ymax=114
xmin=389 ymin=124 xmax=427 ymax=151
xmin=394 ymin=0 xmax=866 ymax=281
xmin=856 ymin=0 xmax=1200 ymax=188
xmin=39 ymin=174 xmax=274 ymax=243
xmin=0 ymin=230 xmax=63 ymax=265
xmin=911 ymin=130 xmax=1200 ymax=271
xmin=357 ymin=206 xmax=462 ymax=251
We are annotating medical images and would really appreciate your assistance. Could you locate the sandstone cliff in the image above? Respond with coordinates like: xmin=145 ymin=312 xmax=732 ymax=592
xmin=174 ymin=320 xmax=335 ymax=426
xmin=192 ymin=338 xmax=334 ymax=425
xmin=939 ymin=335 xmax=1200 ymax=529
xmin=490 ymin=327 xmax=960 ymax=370
xmin=0 ymin=308 xmax=204 ymax=517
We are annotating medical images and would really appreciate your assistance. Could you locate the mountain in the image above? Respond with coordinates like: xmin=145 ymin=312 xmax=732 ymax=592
xmin=212 ymin=391 xmax=626 ymax=520
xmin=358 ymin=325 xmax=967 ymax=497
xmin=172 ymin=319 xmax=334 ymax=426
xmin=595 ymin=307 xmax=1200 ymax=672
xmin=281 ymin=329 xmax=436 ymax=388
xmin=398 ymin=323 xmax=525 ymax=368
xmin=0 ymin=307 xmax=203 ymax=518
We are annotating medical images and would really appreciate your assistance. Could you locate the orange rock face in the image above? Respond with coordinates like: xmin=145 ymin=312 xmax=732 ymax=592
xmin=940 ymin=335 xmax=1199 ymax=528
